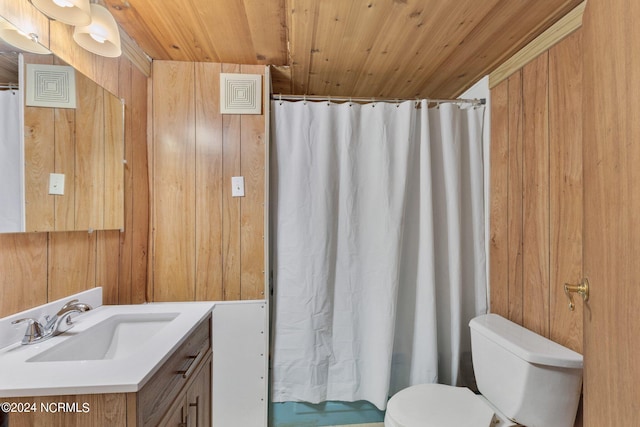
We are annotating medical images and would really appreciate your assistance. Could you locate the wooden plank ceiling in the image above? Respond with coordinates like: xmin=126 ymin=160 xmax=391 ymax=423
xmin=102 ymin=0 xmax=582 ymax=98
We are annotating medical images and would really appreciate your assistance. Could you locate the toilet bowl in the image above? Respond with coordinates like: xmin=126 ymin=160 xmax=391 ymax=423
xmin=384 ymin=314 xmax=583 ymax=427
xmin=384 ymin=383 xmax=519 ymax=427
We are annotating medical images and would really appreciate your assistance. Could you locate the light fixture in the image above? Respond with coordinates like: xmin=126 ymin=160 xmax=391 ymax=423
xmin=30 ymin=0 xmax=91 ymax=26
xmin=72 ymin=4 xmax=121 ymax=58
xmin=0 ymin=17 xmax=51 ymax=55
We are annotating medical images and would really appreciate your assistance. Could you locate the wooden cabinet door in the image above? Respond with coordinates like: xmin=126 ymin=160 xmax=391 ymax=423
xmin=186 ymin=355 xmax=212 ymax=427
xmin=159 ymin=395 xmax=188 ymax=427
xmin=158 ymin=352 xmax=212 ymax=427
xmin=582 ymin=0 xmax=640 ymax=424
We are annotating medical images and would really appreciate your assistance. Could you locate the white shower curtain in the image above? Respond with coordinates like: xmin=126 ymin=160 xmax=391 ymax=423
xmin=270 ymin=99 xmax=487 ymax=410
xmin=0 ymin=89 xmax=23 ymax=233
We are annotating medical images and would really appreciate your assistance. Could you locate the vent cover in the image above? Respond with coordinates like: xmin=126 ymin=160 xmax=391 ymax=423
xmin=25 ymin=64 xmax=76 ymax=109
xmin=220 ymin=73 xmax=262 ymax=115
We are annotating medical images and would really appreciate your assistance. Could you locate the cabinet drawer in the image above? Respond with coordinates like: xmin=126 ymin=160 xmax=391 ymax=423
xmin=137 ymin=313 xmax=211 ymax=426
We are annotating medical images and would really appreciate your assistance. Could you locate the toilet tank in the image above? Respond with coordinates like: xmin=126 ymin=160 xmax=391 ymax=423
xmin=469 ymin=314 xmax=583 ymax=427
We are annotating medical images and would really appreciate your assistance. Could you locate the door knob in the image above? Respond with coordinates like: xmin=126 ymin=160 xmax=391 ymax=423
xmin=563 ymin=278 xmax=589 ymax=311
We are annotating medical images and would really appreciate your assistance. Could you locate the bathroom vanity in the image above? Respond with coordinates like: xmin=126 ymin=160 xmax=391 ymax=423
xmin=0 ymin=302 xmax=213 ymax=426
xmin=135 ymin=312 xmax=211 ymax=426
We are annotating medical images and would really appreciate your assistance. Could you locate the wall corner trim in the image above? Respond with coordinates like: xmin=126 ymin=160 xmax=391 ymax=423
xmin=489 ymin=1 xmax=585 ymax=88
xmin=120 ymin=29 xmax=152 ymax=77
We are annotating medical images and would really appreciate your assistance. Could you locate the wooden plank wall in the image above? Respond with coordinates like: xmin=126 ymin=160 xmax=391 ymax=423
xmin=150 ymin=61 xmax=266 ymax=303
xmin=581 ymin=0 xmax=640 ymax=424
xmin=490 ymin=29 xmax=583 ymax=353
xmin=0 ymin=2 xmax=149 ymax=317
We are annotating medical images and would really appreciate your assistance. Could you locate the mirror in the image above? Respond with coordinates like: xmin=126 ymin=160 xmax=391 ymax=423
xmin=0 ymin=24 xmax=124 ymax=233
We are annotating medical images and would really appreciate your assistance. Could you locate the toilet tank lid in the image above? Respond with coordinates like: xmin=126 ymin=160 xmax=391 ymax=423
xmin=469 ymin=314 xmax=583 ymax=369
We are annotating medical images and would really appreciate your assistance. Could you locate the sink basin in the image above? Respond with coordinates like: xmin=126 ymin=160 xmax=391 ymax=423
xmin=27 ymin=313 xmax=178 ymax=362
xmin=0 ymin=299 xmax=216 ymax=397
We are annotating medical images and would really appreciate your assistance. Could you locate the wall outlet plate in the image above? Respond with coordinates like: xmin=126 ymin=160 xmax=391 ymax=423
xmin=48 ymin=173 xmax=65 ymax=195
xmin=232 ymin=176 xmax=245 ymax=197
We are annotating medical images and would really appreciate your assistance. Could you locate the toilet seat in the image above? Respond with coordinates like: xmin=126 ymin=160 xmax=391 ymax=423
xmin=384 ymin=383 xmax=496 ymax=427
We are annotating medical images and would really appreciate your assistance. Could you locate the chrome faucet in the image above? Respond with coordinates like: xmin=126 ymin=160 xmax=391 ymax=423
xmin=11 ymin=299 xmax=92 ymax=345
xmin=45 ymin=299 xmax=93 ymax=335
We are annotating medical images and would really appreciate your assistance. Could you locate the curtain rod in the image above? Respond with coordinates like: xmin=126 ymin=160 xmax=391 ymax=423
xmin=0 ymin=83 xmax=19 ymax=90
xmin=271 ymin=94 xmax=486 ymax=106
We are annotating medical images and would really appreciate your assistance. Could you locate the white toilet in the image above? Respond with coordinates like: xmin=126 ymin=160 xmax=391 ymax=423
xmin=384 ymin=313 xmax=583 ymax=427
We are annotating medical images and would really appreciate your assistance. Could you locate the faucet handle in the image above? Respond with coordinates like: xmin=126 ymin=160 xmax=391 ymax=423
xmin=11 ymin=318 xmax=45 ymax=345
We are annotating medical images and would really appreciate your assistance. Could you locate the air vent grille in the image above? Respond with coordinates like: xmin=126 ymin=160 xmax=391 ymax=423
xmin=25 ymin=64 xmax=76 ymax=109
xmin=220 ymin=73 xmax=262 ymax=115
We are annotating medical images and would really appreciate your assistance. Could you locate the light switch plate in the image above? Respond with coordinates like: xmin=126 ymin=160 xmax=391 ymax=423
xmin=48 ymin=173 xmax=65 ymax=195
xmin=231 ymin=176 xmax=245 ymax=197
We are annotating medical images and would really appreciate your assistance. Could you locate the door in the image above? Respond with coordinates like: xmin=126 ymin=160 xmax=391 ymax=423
xmin=582 ymin=0 xmax=640 ymax=424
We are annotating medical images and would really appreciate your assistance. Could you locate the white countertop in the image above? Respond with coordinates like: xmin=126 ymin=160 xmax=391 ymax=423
xmin=0 ymin=302 xmax=214 ymax=398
